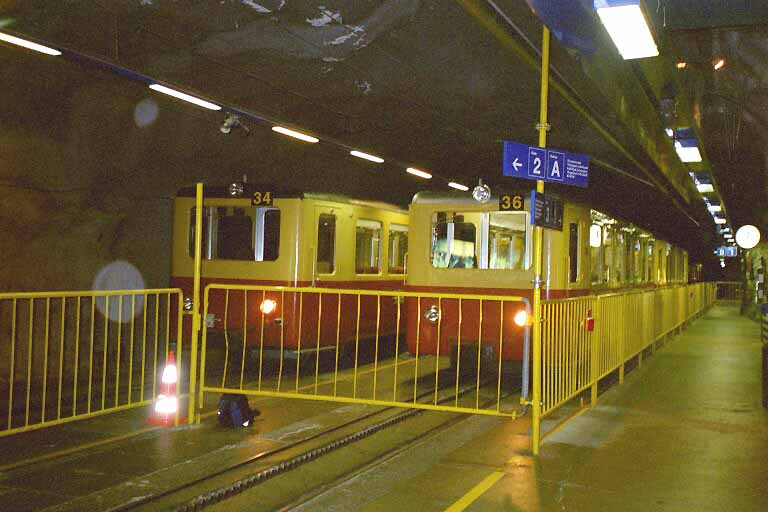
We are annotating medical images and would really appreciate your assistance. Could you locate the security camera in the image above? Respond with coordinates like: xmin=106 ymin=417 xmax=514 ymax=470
xmin=220 ymin=113 xmax=251 ymax=136
xmin=220 ymin=113 xmax=240 ymax=134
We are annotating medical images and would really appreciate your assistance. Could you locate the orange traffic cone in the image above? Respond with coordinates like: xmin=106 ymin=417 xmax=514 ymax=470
xmin=147 ymin=351 xmax=186 ymax=425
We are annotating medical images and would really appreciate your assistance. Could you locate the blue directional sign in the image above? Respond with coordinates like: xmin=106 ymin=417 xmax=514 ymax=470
xmin=502 ymin=140 xmax=590 ymax=188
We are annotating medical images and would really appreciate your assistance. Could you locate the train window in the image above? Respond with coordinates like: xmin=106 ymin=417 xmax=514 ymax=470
xmin=188 ymin=206 xmax=280 ymax=261
xmin=487 ymin=212 xmax=527 ymax=270
xmin=603 ymin=227 xmax=613 ymax=284
xmin=431 ymin=211 xmax=527 ymax=270
xmin=590 ymin=224 xmax=603 ymax=286
xmin=356 ymin=219 xmax=382 ymax=274
xmin=316 ymin=214 xmax=336 ymax=274
xmin=432 ymin=213 xmax=477 ymax=268
xmin=569 ymin=223 xmax=578 ymax=282
xmin=388 ymin=224 xmax=408 ymax=274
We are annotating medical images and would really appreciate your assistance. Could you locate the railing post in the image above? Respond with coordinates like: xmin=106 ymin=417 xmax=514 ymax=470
xmin=187 ymin=182 xmax=204 ymax=423
xmin=590 ymin=296 xmax=599 ymax=406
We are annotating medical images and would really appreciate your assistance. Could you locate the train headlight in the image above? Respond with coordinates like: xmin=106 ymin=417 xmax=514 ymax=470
xmin=424 ymin=305 xmax=440 ymax=323
xmin=260 ymin=299 xmax=278 ymax=315
xmin=513 ymin=310 xmax=529 ymax=327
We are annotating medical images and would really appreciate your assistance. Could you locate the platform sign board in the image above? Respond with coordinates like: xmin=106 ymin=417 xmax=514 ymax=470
xmin=503 ymin=141 xmax=590 ymax=188
xmin=715 ymin=246 xmax=738 ymax=258
xmin=530 ymin=191 xmax=563 ymax=231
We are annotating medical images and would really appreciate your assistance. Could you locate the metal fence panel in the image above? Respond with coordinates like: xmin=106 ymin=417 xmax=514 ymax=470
xmin=0 ymin=289 xmax=183 ymax=437
xmin=198 ymin=285 xmax=530 ymax=419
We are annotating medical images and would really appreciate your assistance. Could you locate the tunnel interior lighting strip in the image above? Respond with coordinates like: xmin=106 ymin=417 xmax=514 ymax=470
xmin=0 ymin=31 xmax=61 ymax=56
xmin=148 ymin=84 xmax=221 ymax=111
xmin=350 ymin=150 xmax=384 ymax=163
xmin=272 ymin=126 xmax=319 ymax=143
xmin=406 ymin=167 xmax=432 ymax=179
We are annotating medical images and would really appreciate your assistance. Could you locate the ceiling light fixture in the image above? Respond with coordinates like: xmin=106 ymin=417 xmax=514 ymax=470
xmin=148 ymin=84 xmax=221 ymax=111
xmin=674 ymin=140 xmax=702 ymax=163
xmin=272 ymin=126 xmax=319 ymax=143
xmin=735 ymin=225 xmax=760 ymax=249
xmin=406 ymin=167 xmax=432 ymax=179
xmin=594 ymin=1 xmax=659 ymax=60
xmin=676 ymin=62 xmax=687 ymax=69
xmin=696 ymin=183 xmax=714 ymax=193
xmin=714 ymin=218 xmax=727 ymax=225
xmin=350 ymin=150 xmax=384 ymax=163
xmin=448 ymin=182 xmax=469 ymax=191
xmin=707 ymin=204 xmax=722 ymax=213
xmin=0 ymin=31 xmax=61 ymax=56
xmin=713 ymin=58 xmax=726 ymax=70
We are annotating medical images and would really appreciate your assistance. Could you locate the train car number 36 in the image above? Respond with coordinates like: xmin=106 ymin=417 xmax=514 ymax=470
xmin=499 ymin=194 xmax=524 ymax=211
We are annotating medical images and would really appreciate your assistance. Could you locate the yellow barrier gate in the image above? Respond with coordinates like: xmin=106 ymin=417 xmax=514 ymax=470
xmin=715 ymin=281 xmax=743 ymax=304
xmin=538 ymin=283 xmax=715 ymax=429
xmin=0 ymin=289 xmax=184 ymax=437
xmin=196 ymin=284 xmax=531 ymax=420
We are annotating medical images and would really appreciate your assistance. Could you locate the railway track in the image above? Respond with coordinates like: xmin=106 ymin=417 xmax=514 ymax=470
xmin=107 ymin=373 xmax=521 ymax=512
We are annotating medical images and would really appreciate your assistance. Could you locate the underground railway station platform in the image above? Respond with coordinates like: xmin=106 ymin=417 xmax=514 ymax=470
xmin=0 ymin=303 xmax=765 ymax=512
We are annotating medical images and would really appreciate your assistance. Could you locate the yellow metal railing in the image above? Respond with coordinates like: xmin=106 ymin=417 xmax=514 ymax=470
xmin=197 ymin=284 xmax=530 ymax=420
xmin=0 ymin=289 xmax=183 ymax=437
xmin=540 ymin=283 xmax=715 ymax=419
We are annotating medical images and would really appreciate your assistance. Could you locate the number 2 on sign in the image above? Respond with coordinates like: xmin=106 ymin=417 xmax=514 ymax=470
xmin=532 ymin=157 xmax=542 ymax=175
xmin=252 ymin=191 xmax=273 ymax=205
xmin=500 ymin=194 xmax=523 ymax=211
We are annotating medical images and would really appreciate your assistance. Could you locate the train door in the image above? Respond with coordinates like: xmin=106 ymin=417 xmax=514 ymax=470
xmin=313 ymin=206 xmax=338 ymax=283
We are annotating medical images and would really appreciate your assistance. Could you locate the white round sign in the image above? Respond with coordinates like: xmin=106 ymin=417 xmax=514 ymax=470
xmin=735 ymin=225 xmax=760 ymax=249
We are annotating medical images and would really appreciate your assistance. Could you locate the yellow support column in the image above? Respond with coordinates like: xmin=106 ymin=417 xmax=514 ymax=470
xmin=531 ymin=26 xmax=550 ymax=457
xmin=187 ymin=183 xmax=203 ymax=422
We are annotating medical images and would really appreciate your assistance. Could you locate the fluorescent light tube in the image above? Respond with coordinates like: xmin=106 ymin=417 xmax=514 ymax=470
xmin=448 ymin=182 xmax=469 ymax=191
xmin=696 ymin=184 xmax=714 ymax=193
xmin=148 ymin=84 xmax=221 ymax=111
xmin=714 ymin=218 xmax=727 ymax=224
xmin=406 ymin=167 xmax=432 ymax=179
xmin=596 ymin=4 xmax=659 ymax=60
xmin=675 ymin=141 xmax=702 ymax=163
xmin=271 ymin=126 xmax=319 ymax=143
xmin=0 ymin=31 xmax=61 ymax=56
xmin=707 ymin=205 xmax=722 ymax=213
xmin=350 ymin=150 xmax=384 ymax=163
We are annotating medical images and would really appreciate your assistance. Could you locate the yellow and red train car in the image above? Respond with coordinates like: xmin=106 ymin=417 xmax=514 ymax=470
xmin=404 ymin=191 xmax=689 ymax=364
xmin=170 ymin=183 xmax=409 ymax=359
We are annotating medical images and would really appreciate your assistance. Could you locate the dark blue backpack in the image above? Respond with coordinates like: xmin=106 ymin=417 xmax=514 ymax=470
xmin=217 ymin=394 xmax=258 ymax=427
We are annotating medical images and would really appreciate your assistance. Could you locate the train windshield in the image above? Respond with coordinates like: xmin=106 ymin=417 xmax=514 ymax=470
xmin=431 ymin=211 xmax=528 ymax=270
xmin=188 ymin=206 xmax=280 ymax=261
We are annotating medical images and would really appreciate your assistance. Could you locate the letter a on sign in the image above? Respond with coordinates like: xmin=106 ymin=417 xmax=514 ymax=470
xmin=547 ymin=151 xmax=564 ymax=182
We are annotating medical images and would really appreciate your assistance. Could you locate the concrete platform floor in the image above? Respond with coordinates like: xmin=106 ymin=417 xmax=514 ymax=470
xmin=289 ymin=305 xmax=768 ymax=511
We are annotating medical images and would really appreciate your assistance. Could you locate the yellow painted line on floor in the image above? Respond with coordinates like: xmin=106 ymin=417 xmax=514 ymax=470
xmin=444 ymin=403 xmax=594 ymax=511
xmin=444 ymin=471 xmax=505 ymax=512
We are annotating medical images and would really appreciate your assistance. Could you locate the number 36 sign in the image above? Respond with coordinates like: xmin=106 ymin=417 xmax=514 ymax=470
xmin=499 ymin=194 xmax=524 ymax=211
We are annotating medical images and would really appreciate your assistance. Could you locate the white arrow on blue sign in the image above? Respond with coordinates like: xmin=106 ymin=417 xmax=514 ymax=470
xmin=502 ymin=140 xmax=589 ymax=188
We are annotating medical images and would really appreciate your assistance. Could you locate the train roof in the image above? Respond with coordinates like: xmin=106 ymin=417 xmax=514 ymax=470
xmin=176 ymin=184 xmax=407 ymax=214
